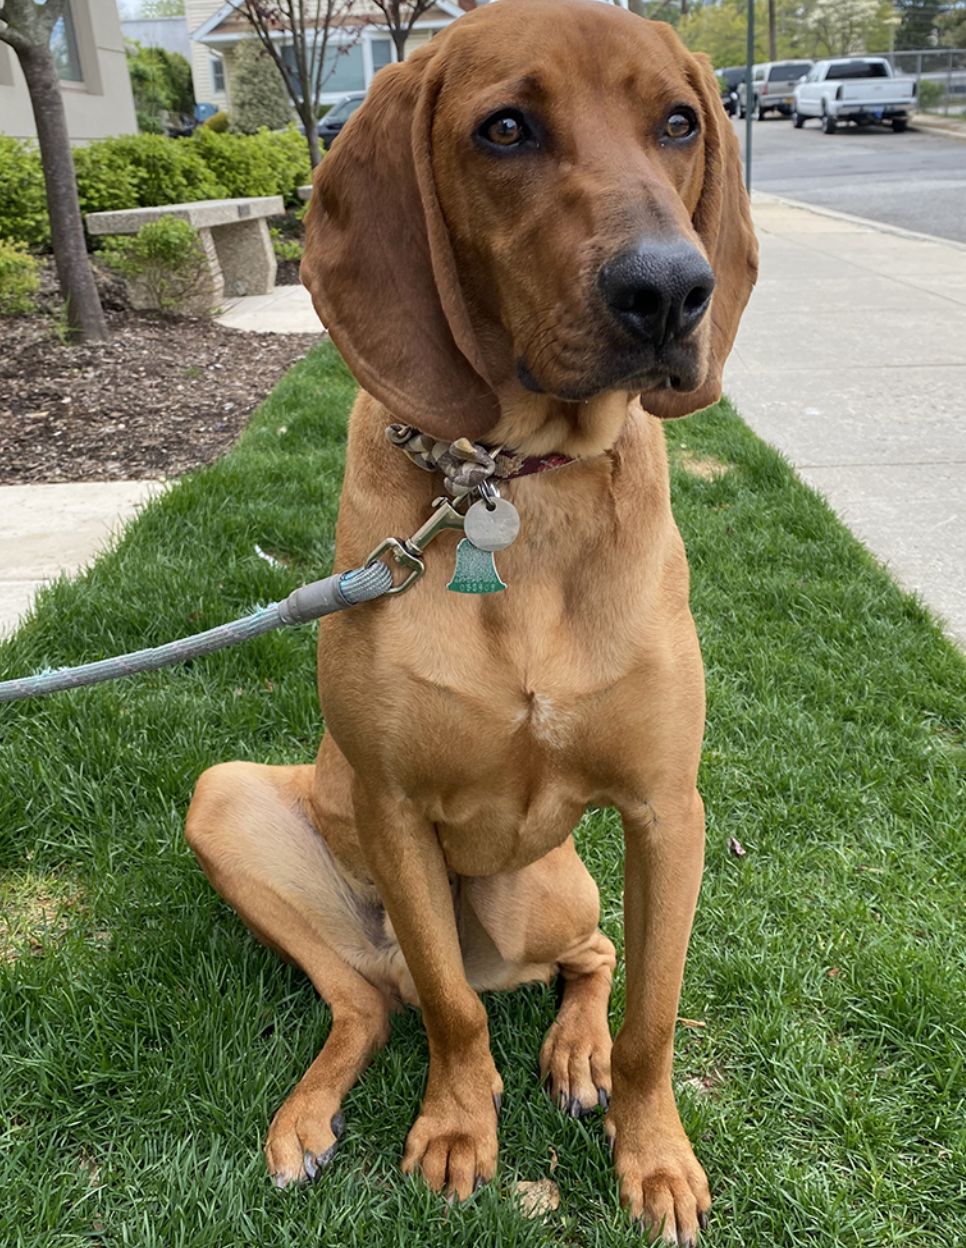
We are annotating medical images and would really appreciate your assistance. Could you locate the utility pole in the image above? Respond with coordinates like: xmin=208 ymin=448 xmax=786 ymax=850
xmin=745 ymin=0 xmax=754 ymax=193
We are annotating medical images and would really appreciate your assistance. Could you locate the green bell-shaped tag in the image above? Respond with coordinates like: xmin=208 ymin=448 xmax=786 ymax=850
xmin=447 ymin=538 xmax=507 ymax=594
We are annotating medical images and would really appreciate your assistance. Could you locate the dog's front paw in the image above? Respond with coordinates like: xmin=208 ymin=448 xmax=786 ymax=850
xmin=401 ymin=1073 xmax=502 ymax=1202
xmin=265 ymin=1090 xmax=345 ymax=1188
xmin=539 ymin=1008 xmax=612 ymax=1117
xmin=606 ymin=1106 xmax=710 ymax=1245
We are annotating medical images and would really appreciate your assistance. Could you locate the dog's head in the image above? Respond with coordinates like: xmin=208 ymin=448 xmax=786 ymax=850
xmin=301 ymin=0 xmax=757 ymax=448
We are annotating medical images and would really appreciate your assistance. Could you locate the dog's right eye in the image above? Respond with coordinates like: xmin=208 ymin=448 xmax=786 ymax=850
xmin=478 ymin=110 xmax=533 ymax=149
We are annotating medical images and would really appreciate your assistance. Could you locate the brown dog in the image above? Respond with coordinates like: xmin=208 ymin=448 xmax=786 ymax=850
xmin=185 ymin=1 xmax=757 ymax=1241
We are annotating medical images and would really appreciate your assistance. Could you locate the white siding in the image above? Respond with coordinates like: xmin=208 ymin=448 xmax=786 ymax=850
xmin=0 ymin=0 xmax=137 ymax=142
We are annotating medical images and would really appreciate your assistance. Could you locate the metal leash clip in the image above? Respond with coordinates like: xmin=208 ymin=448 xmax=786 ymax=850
xmin=364 ymin=496 xmax=468 ymax=595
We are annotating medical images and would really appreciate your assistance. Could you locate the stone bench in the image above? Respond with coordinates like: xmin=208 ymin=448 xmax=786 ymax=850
xmin=85 ymin=196 xmax=285 ymax=306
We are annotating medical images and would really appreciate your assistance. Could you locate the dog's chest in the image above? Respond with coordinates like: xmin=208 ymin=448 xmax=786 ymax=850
xmin=400 ymin=670 xmax=625 ymax=876
xmin=516 ymin=690 xmax=574 ymax=750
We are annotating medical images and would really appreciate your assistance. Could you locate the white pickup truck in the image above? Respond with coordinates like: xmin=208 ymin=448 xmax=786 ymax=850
xmin=792 ymin=58 xmax=918 ymax=134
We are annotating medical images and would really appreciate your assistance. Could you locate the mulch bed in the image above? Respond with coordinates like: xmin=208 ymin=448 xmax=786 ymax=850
xmin=0 ymin=259 xmax=322 ymax=486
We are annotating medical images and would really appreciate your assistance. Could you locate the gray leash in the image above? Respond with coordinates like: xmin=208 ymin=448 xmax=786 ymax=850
xmin=0 ymin=436 xmax=533 ymax=707
xmin=0 ymin=485 xmax=493 ymax=706
xmin=0 ymin=562 xmax=392 ymax=705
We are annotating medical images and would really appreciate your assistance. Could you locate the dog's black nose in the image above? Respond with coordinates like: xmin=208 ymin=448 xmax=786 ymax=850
xmin=599 ymin=242 xmax=715 ymax=345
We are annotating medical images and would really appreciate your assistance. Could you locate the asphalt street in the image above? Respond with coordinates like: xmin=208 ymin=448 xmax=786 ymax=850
xmin=732 ymin=115 xmax=966 ymax=244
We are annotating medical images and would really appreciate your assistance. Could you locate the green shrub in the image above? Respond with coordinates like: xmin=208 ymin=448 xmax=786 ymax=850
xmin=191 ymin=126 xmax=310 ymax=207
xmin=228 ymin=38 xmax=292 ymax=134
xmin=100 ymin=215 xmax=213 ymax=315
xmin=127 ymin=42 xmax=195 ymax=133
xmin=270 ymin=226 xmax=302 ymax=262
xmin=0 ymin=238 xmax=40 ymax=316
xmin=204 ymin=110 xmax=230 ymax=132
xmin=0 ymin=137 xmax=49 ymax=249
xmin=135 ymin=112 xmax=167 ymax=135
xmin=82 ymin=134 xmax=225 ymax=209
xmin=918 ymin=79 xmax=945 ymax=111
xmin=74 ymin=142 xmax=144 ymax=217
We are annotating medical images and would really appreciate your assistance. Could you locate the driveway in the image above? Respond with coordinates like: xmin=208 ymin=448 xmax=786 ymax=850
xmin=733 ymin=114 xmax=966 ymax=244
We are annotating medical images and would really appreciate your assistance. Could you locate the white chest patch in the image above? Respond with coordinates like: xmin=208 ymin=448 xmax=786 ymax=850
xmin=519 ymin=693 xmax=574 ymax=750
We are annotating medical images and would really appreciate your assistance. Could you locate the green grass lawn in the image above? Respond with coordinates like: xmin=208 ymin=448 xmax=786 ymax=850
xmin=1 ymin=342 xmax=964 ymax=1247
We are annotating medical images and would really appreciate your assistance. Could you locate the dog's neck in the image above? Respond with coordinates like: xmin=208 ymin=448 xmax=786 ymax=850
xmin=486 ymin=390 xmax=636 ymax=462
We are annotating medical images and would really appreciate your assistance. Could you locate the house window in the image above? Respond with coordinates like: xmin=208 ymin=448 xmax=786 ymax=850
xmin=325 ymin=42 xmax=364 ymax=93
xmin=210 ymin=55 xmax=225 ymax=94
xmin=371 ymin=38 xmax=392 ymax=74
xmin=51 ymin=3 xmax=83 ymax=83
xmin=282 ymin=41 xmax=365 ymax=96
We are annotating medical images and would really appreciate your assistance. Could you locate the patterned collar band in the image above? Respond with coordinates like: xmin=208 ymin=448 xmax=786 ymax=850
xmin=385 ymin=424 xmax=575 ymax=499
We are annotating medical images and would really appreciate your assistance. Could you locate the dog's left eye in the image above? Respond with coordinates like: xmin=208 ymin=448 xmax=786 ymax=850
xmin=664 ymin=110 xmax=698 ymax=141
xmin=478 ymin=110 xmax=532 ymax=149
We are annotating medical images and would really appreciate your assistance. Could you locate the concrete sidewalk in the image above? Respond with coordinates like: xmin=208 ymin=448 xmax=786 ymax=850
xmin=0 ymin=481 xmax=163 ymax=635
xmin=2 ymin=198 xmax=965 ymax=648
xmin=725 ymin=193 xmax=966 ymax=649
xmin=216 ymin=283 xmax=317 ymax=334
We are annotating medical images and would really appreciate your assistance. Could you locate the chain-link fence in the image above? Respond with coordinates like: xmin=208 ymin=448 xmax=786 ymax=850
xmin=889 ymin=48 xmax=966 ymax=116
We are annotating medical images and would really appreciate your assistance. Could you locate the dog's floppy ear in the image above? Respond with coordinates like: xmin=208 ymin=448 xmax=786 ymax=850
xmin=643 ymin=50 xmax=758 ymax=420
xmin=300 ymin=48 xmax=500 ymax=441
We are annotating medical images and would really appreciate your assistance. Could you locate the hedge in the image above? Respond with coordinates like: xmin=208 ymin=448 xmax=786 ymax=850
xmin=0 ymin=238 xmax=40 ymax=315
xmin=0 ymin=128 xmax=313 ymax=251
xmin=190 ymin=127 xmax=309 ymax=203
xmin=0 ymin=137 xmax=49 ymax=251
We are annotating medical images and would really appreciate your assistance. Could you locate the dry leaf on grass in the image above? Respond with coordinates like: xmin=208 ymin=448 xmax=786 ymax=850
xmin=727 ymin=836 xmax=747 ymax=858
xmin=514 ymin=1178 xmax=560 ymax=1220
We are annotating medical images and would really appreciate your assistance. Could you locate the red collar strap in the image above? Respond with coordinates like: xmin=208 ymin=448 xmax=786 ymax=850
xmin=492 ymin=449 xmax=575 ymax=479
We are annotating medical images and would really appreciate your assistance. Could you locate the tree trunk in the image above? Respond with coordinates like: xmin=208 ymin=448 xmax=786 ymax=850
xmin=15 ymin=41 xmax=108 ymax=341
xmin=296 ymin=98 xmax=323 ymax=167
xmin=391 ymin=27 xmax=407 ymax=62
xmin=768 ymin=0 xmax=777 ymax=62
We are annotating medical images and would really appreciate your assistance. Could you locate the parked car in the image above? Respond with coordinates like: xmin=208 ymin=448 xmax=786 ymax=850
xmin=738 ymin=60 xmax=814 ymax=119
xmin=792 ymin=58 xmax=917 ymax=133
xmin=717 ymin=65 xmax=746 ymax=116
xmin=318 ymin=91 xmax=366 ymax=149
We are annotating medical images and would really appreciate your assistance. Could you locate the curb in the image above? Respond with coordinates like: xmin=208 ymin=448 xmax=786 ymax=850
xmin=910 ymin=113 xmax=966 ymax=141
xmin=750 ymin=190 xmax=966 ymax=254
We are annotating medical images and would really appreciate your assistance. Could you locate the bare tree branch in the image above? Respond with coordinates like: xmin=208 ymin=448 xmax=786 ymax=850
xmin=367 ymin=0 xmax=434 ymax=61
xmin=226 ymin=0 xmax=362 ymax=166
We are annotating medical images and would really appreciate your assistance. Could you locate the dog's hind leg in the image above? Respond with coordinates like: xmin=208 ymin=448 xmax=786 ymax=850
xmin=185 ymin=753 xmax=392 ymax=1187
xmin=464 ymin=838 xmax=616 ymax=1116
xmin=540 ymin=927 xmax=616 ymax=1116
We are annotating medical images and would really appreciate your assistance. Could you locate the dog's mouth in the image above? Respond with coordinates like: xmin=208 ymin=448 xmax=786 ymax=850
xmin=517 ymin=347 xmax=704 ymax=404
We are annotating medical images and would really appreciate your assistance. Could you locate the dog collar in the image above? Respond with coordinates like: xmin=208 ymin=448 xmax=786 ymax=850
xmin=385 ymin=424 xmax=575 ymax=498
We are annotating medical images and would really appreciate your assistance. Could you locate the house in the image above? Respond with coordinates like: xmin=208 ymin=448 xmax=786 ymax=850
xmin=0 ymin=0 xmax=137 ymax=141
xmin=184 ymin=0 xmax=476 ymax=116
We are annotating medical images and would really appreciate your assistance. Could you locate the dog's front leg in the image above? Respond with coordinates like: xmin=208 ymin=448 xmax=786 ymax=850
xmin=355 ymin=789 xmax=503 ymax=1201
xmin=607 ymin=793 xmax=711 ymax=1245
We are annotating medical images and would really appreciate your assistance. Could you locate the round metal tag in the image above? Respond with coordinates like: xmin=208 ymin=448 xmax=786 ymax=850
xmin=463 ymin=497 xmax=521 ymax=552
